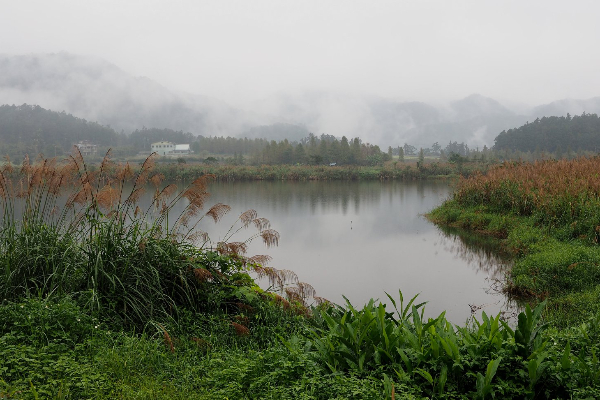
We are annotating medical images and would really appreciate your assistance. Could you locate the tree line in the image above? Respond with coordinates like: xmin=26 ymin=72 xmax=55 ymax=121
xmin=0 ymin=104 xmax=119 ymax=159
xmin=0 ymin=104 xmax=395 ymax=165
xmin=0 ymin=104 xmax=482 ymax=165
xmin=3 ymin=103 xmax=599 ymax=165
xmin=494 ymin=112 xmax=600 ymax=154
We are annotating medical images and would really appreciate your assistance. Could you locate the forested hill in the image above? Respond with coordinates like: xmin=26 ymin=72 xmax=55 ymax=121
xmin=0 ymin=104 xmax=119 ymax=159
xmin=493 ymin=112 xmax=600 ymax=153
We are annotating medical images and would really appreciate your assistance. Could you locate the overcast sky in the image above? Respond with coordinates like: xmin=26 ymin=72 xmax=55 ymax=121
xmin=1 ymin=0 xmax=599 ymax=107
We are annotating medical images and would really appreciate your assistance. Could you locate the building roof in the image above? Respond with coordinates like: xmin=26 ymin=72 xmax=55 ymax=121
xmin=151 ymin=141 xmax=174 ymax=146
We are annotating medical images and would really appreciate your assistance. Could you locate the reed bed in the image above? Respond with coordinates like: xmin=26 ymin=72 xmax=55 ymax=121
xmin=0 ymin=148 xmax=315 ymax=330
xmin=453 ymin=156 xmax=600 ymax=242
xmin=429 ymin=156 xmax=600 ymax=327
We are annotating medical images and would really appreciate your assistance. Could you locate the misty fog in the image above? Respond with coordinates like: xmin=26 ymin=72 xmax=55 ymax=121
xmin=1 ymin=1 xmax=600 ymax=147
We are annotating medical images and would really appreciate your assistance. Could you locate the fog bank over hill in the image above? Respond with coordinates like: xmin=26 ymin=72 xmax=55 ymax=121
xmin=0 ymin=53 xmax=256 ymax=136
xmin=250 ymin=91 xmax=533 ymax=149
xmin=0 ymin=53 xmax=599 ymax=148
xmin=532 ymin=98 xmax=600 ymax=120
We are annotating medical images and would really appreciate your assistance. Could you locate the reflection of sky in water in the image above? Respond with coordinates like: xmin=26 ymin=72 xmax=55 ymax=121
xmin=153 ymin=180 xmax=515 ymax=324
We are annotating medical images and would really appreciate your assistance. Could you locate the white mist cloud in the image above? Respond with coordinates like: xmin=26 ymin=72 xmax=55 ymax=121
xmin=1 ymin=1 xmax=600 ymax=146
xmin=2 ymin=0 xmax=600 ymax=106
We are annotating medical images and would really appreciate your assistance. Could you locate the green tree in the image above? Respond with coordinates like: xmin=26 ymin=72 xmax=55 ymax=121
xmin=319 ymin=139 xmax=328 ymax=161
xmin=328 ymin=140 xmax=341 ymax=163
xmin=398 ymin=147 xmax=404 ymax=162
xmin=403 ymin=143 xmax=416 ymax=156
xmin=280 ymin=139 xmax=293 ymax=164
xmin=309 ymin=154 xmax=323 ymax=165
xmin=308 ymin=133 xmax=318 ymax=157
xmin=340 ymin=136 xmax=350 ymax=164
xmin=295 ymin=143 xmax=307 ymax=164
xmin=350 ymin=138 xmax=361 ymax=164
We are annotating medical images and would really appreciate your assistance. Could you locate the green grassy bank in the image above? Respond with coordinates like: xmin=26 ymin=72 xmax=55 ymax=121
xmin=3 ymin=153 xmax=600 ymax=398
xmin=150 ymin=161 xmax=486 ymax=182
xmin=428 ymin=157 xmax=600 ymax=328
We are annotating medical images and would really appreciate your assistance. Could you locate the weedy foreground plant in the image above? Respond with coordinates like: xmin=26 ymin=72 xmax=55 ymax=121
xmin=293 ymin=291 xmax=600 ymax=399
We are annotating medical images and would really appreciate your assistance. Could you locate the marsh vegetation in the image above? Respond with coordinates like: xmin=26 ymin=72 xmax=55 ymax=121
xmin=2 ymin=151 xmax=600 ymax=398
xmin=429 ymin=156 xmax=600 ymax=324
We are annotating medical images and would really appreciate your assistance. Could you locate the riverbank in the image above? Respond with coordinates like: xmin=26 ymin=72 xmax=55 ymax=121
xmin=3 ymin=154 xmax=600 ymax=398
xmin=151 ymin=161 xmax=487 ymax=182
xmin=428 ymin=157 xmax=600 ymax=328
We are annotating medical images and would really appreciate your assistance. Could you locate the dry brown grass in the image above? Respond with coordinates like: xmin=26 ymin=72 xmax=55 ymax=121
xmin=157 ymin=323 xmax=175 ymax=353
xmin=456 ymin=156 xmax=600 ymax=214
xmin=452 ymin=156 xmax=600 ymax=242
xmin=231 ymin=321 xmax=250 ymax=336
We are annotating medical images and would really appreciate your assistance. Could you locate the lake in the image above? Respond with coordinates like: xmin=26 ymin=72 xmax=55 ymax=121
xmin=179 ymin=180 xmax=516 ymax=324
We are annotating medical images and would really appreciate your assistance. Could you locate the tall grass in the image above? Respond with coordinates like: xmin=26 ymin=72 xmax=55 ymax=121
xmin=430 ymin=156 xmax=600 ymax=325
xmin=0 ymin=148 xmax=312 ymax=329
xmin=453 ymin=156 xmax=600 ymax=243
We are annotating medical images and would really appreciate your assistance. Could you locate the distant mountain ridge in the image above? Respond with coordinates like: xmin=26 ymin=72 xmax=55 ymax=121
xmin=532 ymin=97 xmax=600 ymax=119
xmin=0 ymin=53 xmax=598 ymax=148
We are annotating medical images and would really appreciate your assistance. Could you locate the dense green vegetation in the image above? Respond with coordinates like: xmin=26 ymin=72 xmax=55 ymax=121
xmin=152 ymin=161 xmax=483 ymax=182
xmin=428 ymin=157 xmax=600 ymax=327
xmin=0 ymin=104 xmax=119 ymax=159
xmin=0 ymin=104 xmax=420 ymax=166
xmin=494 ymin=112 xmax=600 ymax=154
xmin=0 ymin=103 xmax=526 ymax=169
xmin=6 ymin=293 xmax=600 ymax=399
xmin=5 ymin=103 xmax=600 ymax=173
xmin=3 ymin=152 xmax=600 ymax=398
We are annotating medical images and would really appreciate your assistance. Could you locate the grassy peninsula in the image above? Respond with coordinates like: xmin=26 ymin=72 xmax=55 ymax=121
xmin=3 ymin=152 xmax=600 ymax=399
xmin=429 ymin=156 xmax=600 ymax=327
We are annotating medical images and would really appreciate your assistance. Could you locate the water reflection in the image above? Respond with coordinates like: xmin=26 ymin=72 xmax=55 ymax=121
xmin=436 ymin=225 xmax=512 ymax=278
xmin=133 ymin=180 xmax=514 ymax=324
xmin=435 ymin=225 xmax=520 ymax=322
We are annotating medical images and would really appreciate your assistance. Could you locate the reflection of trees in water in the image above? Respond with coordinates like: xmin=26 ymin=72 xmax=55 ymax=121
xmin=203 ymin=180 xmax=370 ymax=215
xmin=436 ymin=225 xmax=522 ymax=322
xmin=205 ymin=180 xmax=449 ymax=217
xmin=436 ymin=225 xmax=512 ymax=278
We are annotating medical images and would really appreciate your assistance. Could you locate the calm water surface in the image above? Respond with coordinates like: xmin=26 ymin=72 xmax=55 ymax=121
xmin=191 ymin=180 xmax=513 ymax=324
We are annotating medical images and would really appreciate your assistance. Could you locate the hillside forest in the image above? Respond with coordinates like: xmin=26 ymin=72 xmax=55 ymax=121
xmin=1 ymin=103 xmax=600 ymax=165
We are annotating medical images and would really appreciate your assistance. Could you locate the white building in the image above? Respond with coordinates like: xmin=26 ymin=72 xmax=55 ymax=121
xmin=151 ymin=141 xmax=175 ymax=156
xmin=75 ymin=141 xmax=98 ymax=156
xmin=173 ymin=144 xmax=191 ymax=154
